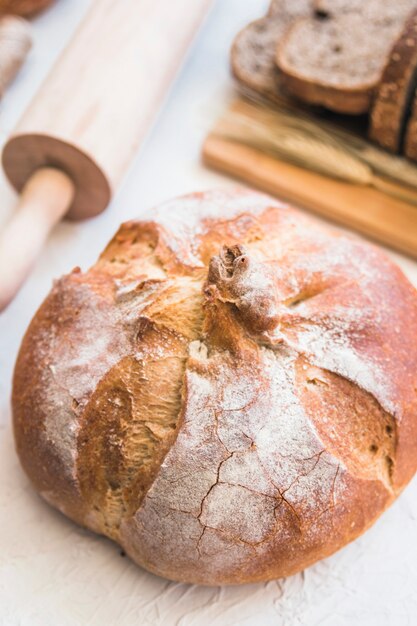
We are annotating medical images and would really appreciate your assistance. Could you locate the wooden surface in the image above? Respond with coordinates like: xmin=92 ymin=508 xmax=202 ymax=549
xmin=3 ymin=0 xmax=213 ymax=218
xmin=203 ymin=133 xmax=417 ymax=258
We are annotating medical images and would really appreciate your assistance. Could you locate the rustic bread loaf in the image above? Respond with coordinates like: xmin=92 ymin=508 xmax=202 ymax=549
xmin=13 ymin=190 xmax=417 ymax=585
xmin=231 ymin=0 xmax=311 ymax=97
xmin=276 ymin=2 xmax=417 ymax=114
xmin=0 ymin=0 xmax=54 ymax=17
xmin=405 ymin=88 xmax=417 ymax=159
xmin=369 ymin=8 xmax=417 ymax=152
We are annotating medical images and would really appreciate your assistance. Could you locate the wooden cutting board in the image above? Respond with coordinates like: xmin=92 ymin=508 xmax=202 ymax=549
xmin=203 ymin=132 xmax=417 ymax=259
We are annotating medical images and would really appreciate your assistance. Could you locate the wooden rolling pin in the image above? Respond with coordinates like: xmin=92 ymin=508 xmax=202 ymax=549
xmin=0 ymin=0 xmax=213 ymax=311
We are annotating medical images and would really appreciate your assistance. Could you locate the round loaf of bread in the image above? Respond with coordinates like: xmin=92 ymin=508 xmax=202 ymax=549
xmin=13 ymin=190 xmax=417 ymax=585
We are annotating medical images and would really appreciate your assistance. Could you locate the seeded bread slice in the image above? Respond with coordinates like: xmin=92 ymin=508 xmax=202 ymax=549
xmin=231 ymin=0 xmax=311 ymax=97
xmin=276 ymin=5 xmax=417 ymax=114
xmin=369 ymin=9 xmax=417 ymax=153
xmin=404 ymin=89 xmax=417 ymax=160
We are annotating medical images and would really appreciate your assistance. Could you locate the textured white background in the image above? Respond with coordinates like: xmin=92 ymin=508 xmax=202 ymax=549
xmin=1 ymin=1 xmax=417 ymax=624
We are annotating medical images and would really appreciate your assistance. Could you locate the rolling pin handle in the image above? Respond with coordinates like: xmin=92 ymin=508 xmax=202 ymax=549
xmin=0 ymin=167 xmax=74 ymax=312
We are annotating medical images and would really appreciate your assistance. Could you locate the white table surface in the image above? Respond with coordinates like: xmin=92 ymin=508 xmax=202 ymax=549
xmin=1 ymin=1 xmax=417 ymax=624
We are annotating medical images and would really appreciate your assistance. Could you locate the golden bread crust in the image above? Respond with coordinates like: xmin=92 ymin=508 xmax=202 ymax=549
xmin=13 ymin=190 xmax=417 ymax=584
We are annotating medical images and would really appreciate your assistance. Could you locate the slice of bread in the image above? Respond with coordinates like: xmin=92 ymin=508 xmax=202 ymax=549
xmin=231 ymin=0 xmax=311 ymax=97
xmin=369 ymin=9 xmax=417 ymax=153
xmin=276 ymin=3 xmax=417 ymax=114
xmin=404 ymin=89 xmax=417 ymax=160
xmin=231 ymin=16 xmax=289 ymax=96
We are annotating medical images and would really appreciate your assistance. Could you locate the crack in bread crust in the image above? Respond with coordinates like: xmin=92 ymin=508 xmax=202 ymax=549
xmin=123 ymin=330 xmax=393 ymax=584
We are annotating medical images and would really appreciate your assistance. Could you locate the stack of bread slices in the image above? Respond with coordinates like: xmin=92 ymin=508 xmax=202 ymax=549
xmin=231 ymin=0 xmax=417 ymax=161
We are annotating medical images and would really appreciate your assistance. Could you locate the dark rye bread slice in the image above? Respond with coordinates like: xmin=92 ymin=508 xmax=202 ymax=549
xmin=231 ymin=16 xmax=289 ymax=96
xmin=369 ymin=9 xmax=417 ymax=153
xmin=404 ymin=90 xmax=417 ymax=160
xmin=276 ymin=3 xmax=417 ymax=114
xmin=231 ymin=0 xmax=311 ymax=97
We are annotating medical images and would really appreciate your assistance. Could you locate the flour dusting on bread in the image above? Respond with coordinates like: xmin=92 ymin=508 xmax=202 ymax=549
xmin=12 ymin=190 xmax=417 ymax=585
